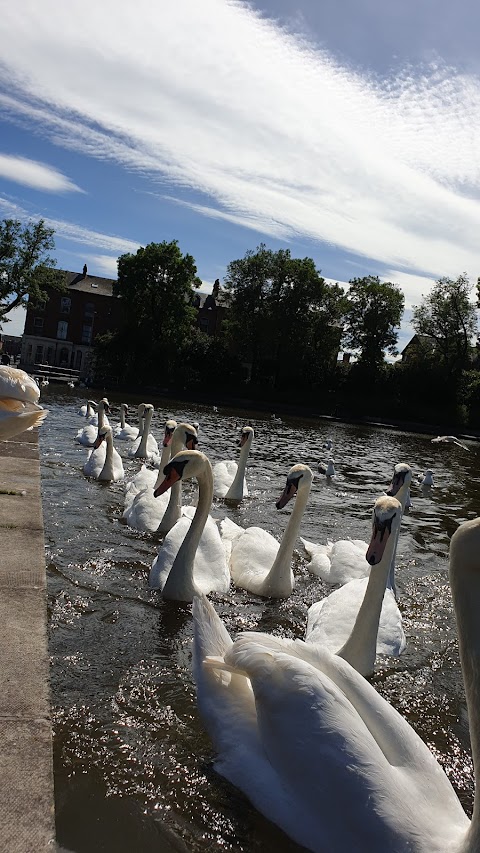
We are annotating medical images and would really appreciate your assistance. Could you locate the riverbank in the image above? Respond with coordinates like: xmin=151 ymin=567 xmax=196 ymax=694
xmin=0 ymin=430 xmax=55 ymax=852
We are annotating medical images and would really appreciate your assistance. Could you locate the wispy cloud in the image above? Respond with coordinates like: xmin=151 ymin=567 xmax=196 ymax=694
xmin=0 ymin=152 xmax=82 ymax=193
xmin=1 ymin=0 xmax=480 ymax=282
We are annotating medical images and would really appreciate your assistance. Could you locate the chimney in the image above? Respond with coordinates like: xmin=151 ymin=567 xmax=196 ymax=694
xmin=83 ymin=264 xmax=88 ymax=278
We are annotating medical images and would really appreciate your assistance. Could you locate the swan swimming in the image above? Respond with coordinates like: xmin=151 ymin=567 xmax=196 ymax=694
xmin=114 ymin=403 xmax=140 ymax=442
xmin=431 ymin=435 xmax=469 ymax=450
xmin=75 ymin=398 xmax=110 ymax=446
xmin=149 ymin=450 xmax=230 ymax=601
xmin=192 ymin=511 xmax=480 ymax=852
xmin=302 ymin=462 xmax=412 ymax=587
xmin=0 ymin=367 xmax=48 ymax=440
xmin=213 ymin=425 xmax=254 ymax=501
xmin=221 ymin=464 xmax=313 ymax=598
xmin=83 ymin=425 xmax=124 ymax=482
xmin=317 ymin=457 xmax=335 ymax=477
xmin=128 ymin=404 xmax=159 ymax=460
xmin=78 ymin=400 xmax=96 ymax=418
xmin=122 ymin=419 xmax=177 ymax=532
xmin=305 ymin=495 xmax=406 ymax=676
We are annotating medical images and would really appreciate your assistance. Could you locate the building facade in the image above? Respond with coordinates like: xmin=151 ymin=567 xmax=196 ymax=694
xmin=21 ymin=267 xmax=120 ymax=379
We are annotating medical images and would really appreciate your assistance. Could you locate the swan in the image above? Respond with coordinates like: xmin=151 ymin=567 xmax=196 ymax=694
xmin=40 ymin=378 xmax=49 ymax=387
xmin=213 ymin=425 xmax=254 ymax=501
xmin=419 ymin=469 xmax=434 ymax=487
xmin=222 ymin=464 xmax=313 ymax=598
xmin=83 ymin=426 xmax=124 ymax=481
xmin=75 ymin=398 xmax=110 ymax=446
xmin=156 ymin=423 xmax=199 ymax=534
xmin=78 ymin=400 xmax=96 ymax=418
xmin=149 ymin=450 xmax=230 ymax=601
xmin=128 ymin=404 xmax=159 ymax=460
xmin=0 ymin=367 xmax=48 ymax=440
xmin=191 ymin=511 xmax=480 ymax=852
xmin=305 ymin=495 xmax=406 ymax=676
xmin=431 ymin=435 xmax=469 ymax=450
xmin=114 ymin=403 xmax=140 ymax=442
xmin=317 ymin=457 xmax=335 ymax=476
xmin=302 ymin=462 xmax=412 ymax=586
xmin=122 ymin=419 xmax=178 ymax=532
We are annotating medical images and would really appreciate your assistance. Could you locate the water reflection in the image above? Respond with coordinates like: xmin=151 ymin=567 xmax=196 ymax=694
xmin=42 ymin=389 xmax=479 ymax=850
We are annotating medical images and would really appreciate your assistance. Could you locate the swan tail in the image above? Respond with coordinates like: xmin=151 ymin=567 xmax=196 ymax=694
xmin=301 ymin=537 xmax=332 ymax=557
xmin=0 ymin=406 xmax=48 ymax=439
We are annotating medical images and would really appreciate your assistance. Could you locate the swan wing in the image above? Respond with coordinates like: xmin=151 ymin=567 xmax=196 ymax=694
xmin=0 ymin=367 xmax=40 ymax=404
xmin=301 ymin=537 xmax=333 ymax=579
xmin=229 ymin=527 xmax=279 ymax=593
xmin=213 ymin=460 xmax=237 ymax=498
xmin=0 ymin=401 xmax=48 ymax=439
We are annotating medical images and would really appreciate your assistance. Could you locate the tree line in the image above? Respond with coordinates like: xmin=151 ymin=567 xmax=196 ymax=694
xmin=1 ymin=217 xmax=479 ymax=427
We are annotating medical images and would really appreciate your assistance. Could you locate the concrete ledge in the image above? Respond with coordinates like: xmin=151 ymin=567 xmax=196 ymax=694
xmin=0 ymin=431 xmax=55 ymax=852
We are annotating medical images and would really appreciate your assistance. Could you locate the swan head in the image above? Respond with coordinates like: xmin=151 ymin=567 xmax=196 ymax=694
xmin=386 ymin=462 xmax=412 ymax=497
xmin=98 ymin=397 xmax=110 ymax=414
xmin=238 ymin=425 xmax=254 ymax=447
xmin=121 ymin=403 xmax=128 ymax=412
xmin=172 ymin=422 xmax=198 ymax=453
xmin=93 ymin=425 xmax=112 ymax=448
xmin=154 ymin=449 xmax=207 ymax=497
xmin=163 ymin=419 xmax=177 ymax=447
xmin=366 ymin=495 xmax=402 ymax=565
xmin=276 ymin=464 xmax=313 ymax=509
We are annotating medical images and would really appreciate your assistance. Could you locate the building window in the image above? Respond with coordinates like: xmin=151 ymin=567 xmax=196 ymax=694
xmin=84 ymin=302 xmax=95 ymax=319
xmin=81 ymin=325 xmax=92 ymax=345
xmin=34 ymin=345 xmax=43 ymax=364
xmin=47 ymin=347 xmax=54 ymax=365
xmin=26 ymin=343 xmax=32 ymax=362
xmin=59 ymin=347 xmax=69 ymax=367
xmin=33 ymin=317 xmax=44 ymax=330
xmin=60 ymin=297 xmax=71 ymax=314
xmin=199 ymin=317 xmax=210 ymax=332
xmin=57 ymin=320 xmax=68 ymax=340
xmin=34 ymin=299 xmax=46 ymax=311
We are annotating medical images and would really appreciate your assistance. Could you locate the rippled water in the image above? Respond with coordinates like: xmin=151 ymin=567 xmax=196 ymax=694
xmin=41 ymin=388 xmax=480 ymax=852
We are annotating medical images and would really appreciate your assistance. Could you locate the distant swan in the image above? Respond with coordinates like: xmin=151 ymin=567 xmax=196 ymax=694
xmin=83 ymin=426 xmax=124 ymax=481
xmin=213 ymin=425 xmax=254 ymax=501
xmin=305 ymin=495 xmax=406 ymax=677
xmin=75 ymin=398 xmax=110 ymax=446
xmin=317 ymin=457 xmax=335 ymax=477
xmin=78 ymin=400 xmax=96 ymax=418
xmin=0 ymin=367 xmax=48 ymax=440
xmin=128 ymin=404 xmax=159 ymax=459
xmin=302 ymin=462 xmax=412 ymax=587
xmin=122 ymin=419 xmax=177 ymax=532
xmin=149 ymin=450 xmax=230 ymax=601
xmin=191 ymin=512 xmax=480 ymax=852
xmin=114 ymin=403 xmax=140 ymax=442
xmin=431 ymin=435 xmax=469 ymax=450
xmin=221 ymin=464 xmax=313 ymax=598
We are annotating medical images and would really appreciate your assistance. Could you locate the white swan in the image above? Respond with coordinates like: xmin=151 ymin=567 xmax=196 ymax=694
xmin=0 ymin=367 xmax=48 ymax=440
xmin=419 ymin=469 xmax=434 ymax=486
xmin=213 ymin=425 xmax=254 ymax=501
xmin=302 ymin=462 xmax=412 ymax=586
xmin=305 ymin=495 xmax=405 ymax=676
xmin=114 ymin=403 xmax=140 ymax=442
xmin=156 ymin=423 xmax=199 ymax=535
xmin=431 ymin=434 xmax=469 ymax=450
xmin=122 ymin=419 xmax=178 ymax=532
xmin=317 ymin=457 xmax=335 ymax=476
xmin=192 ymin=509 xmax=480 ymax=853
xmin=83 ymin=426 xmax=125 ymax=481
xmin=75 ymin=398 xmax=110 ymax=446
xmin=128 ymin=404 xmax=159 ymax=460
xmin=149 ymin=450 xmax=230 ymax=601
xmin=78 ymin=400 xmax=96 ymax=418
xmin=222 ymin=464 xmax=313 ymax=598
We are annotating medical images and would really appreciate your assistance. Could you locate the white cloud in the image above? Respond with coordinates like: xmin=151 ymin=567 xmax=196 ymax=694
xmin=0 ymin=152 xmax=82 ymax=193
xmin=2 ymin=0 xmax=480 ymax=287
xmin=83 ymin=254 xmax=118 ymax=278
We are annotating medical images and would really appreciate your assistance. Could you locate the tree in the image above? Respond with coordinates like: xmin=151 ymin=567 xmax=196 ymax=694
xmin=223 ymin=244 xmax=346 ymax=389
xmin=0 ymin=218 xmax=64 ymax=327
xmin=412 ymin=274 xmax=477 ymax=376
xmin=343 ymin=276 xmax=404 ymax=368
xmin=110 ymin=240 xmax=201 ymax=382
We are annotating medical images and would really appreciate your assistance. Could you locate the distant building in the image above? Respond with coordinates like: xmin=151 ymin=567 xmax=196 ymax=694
xmin=0 ymin=333 xmax=22 ymax=361
xmin=21 ymin=267 xmax=120 ymax=378
xmin=400 ymin=334 xmax=436 ymax=363
xmin=196 ymin=291 xmax=227 ymax=336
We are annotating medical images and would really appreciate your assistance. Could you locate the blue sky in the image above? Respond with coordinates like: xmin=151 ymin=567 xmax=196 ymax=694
xmin=1 ymin=0 xmax=480 ymax=352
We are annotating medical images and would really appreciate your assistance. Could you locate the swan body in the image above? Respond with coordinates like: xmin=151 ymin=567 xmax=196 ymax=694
xmin=431 ymin=435 xmax=469 ymax=450
xmin=83 ymin=426 xmax=124 ymax=481
xmin=122 ymin=419 xmax=177 ymax=532
xmin=213 ymin=425 xmax=254 ymax=501
xmin=192 ymin=570 xmax=474 ymax=853
xmin=76 ymin=398 xmax=110 ymax=446
xmin=303 ymin=463 xmax=412 ymax=587
xmin=149 ymin=450 xmax=230 ymax=601
xmin=78 ymin=400 xmax=96 ymax=418
xmin=114 ymin=403 xmax=140 ymax=441
xmin=223 ymin=464 xmax=313 ymax=598
xmin=128 ymin=404 xmax=159 ymax=459
xmin=305 ymin=496 xmax=406 ymax=676
xmin=0 ymin=367 xmax=48 ymax=440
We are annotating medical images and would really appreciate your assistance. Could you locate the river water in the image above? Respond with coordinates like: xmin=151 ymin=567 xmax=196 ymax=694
xmin=40 ymin=389 xmax=480 ymax=852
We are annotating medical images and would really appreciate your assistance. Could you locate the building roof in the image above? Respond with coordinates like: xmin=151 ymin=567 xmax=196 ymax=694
xmin=64 ymin=269 xmax=116 ymax=297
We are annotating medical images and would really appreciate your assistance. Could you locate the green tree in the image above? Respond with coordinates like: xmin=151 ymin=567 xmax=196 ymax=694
xmin=223 ymin=244 xmax=346 ymax=389
xmin=412 ymin=274 xmax=477 ymax=376
xmin=0 ymin=218 xmax=64 ymax=326
xmin=343 ymin=276 xmax=404 ymax=367
xmin=113 ymin=240 xmax=201 ymax=382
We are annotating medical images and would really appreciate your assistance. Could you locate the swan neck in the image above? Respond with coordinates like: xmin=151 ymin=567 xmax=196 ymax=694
xmin=338 ymin=518 xmax=400 ymax=677
xmin=100 ymin=432 xmax=114 ymax=479
xmin=225 ymin=435 xmax=252 ymax=499
xmin=263 ymin=479 xmax=310 ymax=595
xmin=162 ymin=464 xmax=213 ymax=600
xmin=137 ymin=408 xmax=153 ymax=456
xmin=120 ymin=407 xmax=126 ymax=429
xmin=154 ymin=444 xmax=172 ymax=489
